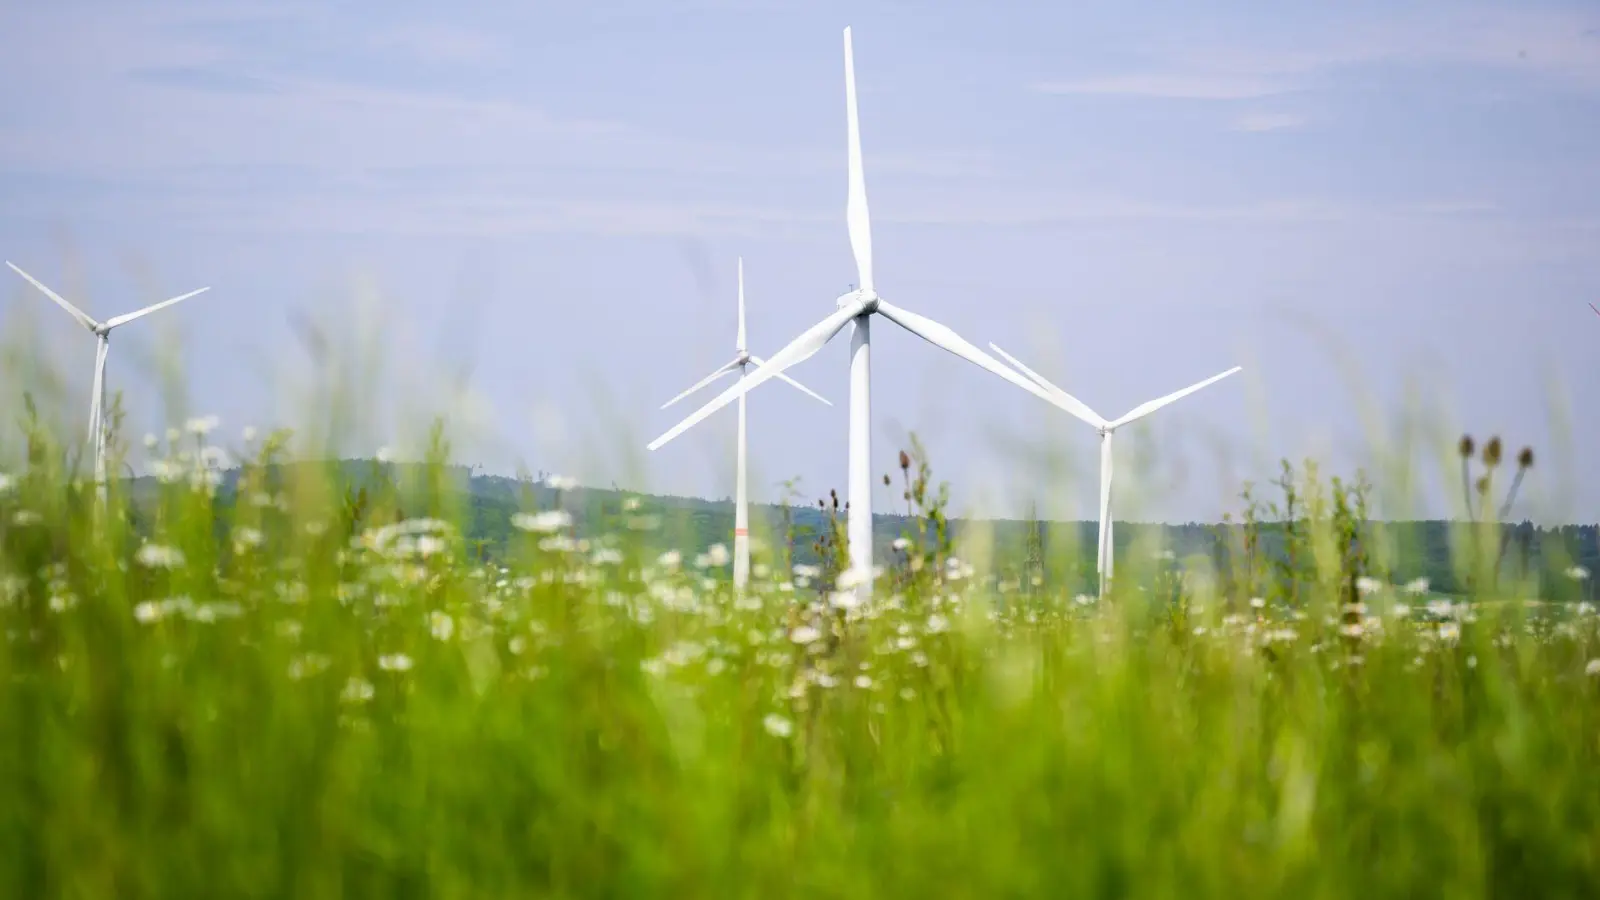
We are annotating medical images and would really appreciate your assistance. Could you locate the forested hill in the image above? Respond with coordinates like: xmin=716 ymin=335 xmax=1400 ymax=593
xmin=129 ymin=460 xmax=1600 ymax=598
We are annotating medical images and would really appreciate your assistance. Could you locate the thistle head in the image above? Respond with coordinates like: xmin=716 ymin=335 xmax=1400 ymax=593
xmin=1476 ymin=475 xmax=1490 ymax=495
xmin=899 ymin=450 xmax=911 ymax=472
xmin=1518 ymin=446 xmax=1534 ymax=469
xmin=1483 ymin=436 xmax=1503 ymax=468
xmin=1458 ymin=434 xmax=1475 ymax=459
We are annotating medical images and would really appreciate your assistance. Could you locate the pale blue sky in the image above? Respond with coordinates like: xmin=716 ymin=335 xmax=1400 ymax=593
xmin=1 ymin=0 xmax=1597 ymax=523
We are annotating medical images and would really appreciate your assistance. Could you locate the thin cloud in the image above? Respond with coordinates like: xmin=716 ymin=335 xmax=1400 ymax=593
xmin=1231 ymin=112 xmax=1309 ymax=132
xmin=1032 ymin=73 xmax=1297 ymax=101
xmin=368 ymin=24 xmax=510 ymax=66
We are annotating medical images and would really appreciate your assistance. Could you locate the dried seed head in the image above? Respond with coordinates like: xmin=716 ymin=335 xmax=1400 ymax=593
xmin=1483 ymin=436 xmax=1503 ymax=468
xmin=1518 ymin=446 xmax=1534 ymax=469
xmin=1459 ymin=434 xmax=1475 ymax=458
xmin=899 ymin=450 xmax=911 ymax=471
xmin=1476 ymin=475 xmax=1490 ymax=495
xmin=883 ymin=474 xmax=891 ymax=486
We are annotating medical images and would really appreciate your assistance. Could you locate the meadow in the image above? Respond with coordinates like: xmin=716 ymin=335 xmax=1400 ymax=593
xmin=2 ymin=396 xmax=1600 ymax=898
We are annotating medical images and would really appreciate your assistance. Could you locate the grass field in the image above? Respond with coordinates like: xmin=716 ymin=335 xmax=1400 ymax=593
xmin=2 ymin=415 xmax=1599 ymax=898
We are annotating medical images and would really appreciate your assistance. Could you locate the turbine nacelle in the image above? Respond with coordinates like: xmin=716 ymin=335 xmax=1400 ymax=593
xmin=835 ymin=289 xmax=879 ymax=313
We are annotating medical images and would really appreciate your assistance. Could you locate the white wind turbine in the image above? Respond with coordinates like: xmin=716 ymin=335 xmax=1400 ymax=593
xmin=7 ymin=261 xmax=212 ymax=492
xmin=659 ymin=257 xmax=832 ymax=590
xmin=647 ymin=27 xmax=1082 ymax=596
xmin=988 ymin=342 xmax=1240 ymax=593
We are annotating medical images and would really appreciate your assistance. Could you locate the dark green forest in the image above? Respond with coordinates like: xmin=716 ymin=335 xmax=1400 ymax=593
xmin=138 ymin=459 xmax=1600 ymax=602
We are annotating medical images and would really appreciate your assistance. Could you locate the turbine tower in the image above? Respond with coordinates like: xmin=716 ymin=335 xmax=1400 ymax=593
xmin=658 ymin=258 xmax=831 ymax=590
xmin=988 ymin=343 xmax=1240 ymax=594
xmin=647 ymin=28 xmax=1083 ymax=596
xmin=7 ymin=262 xmax=212 ymax=494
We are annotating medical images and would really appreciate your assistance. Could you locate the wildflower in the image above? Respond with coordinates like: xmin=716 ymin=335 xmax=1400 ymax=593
xmin=1339 ymin=623 xmax=1364 ymax=638
xmin=892 ymin=537 xmax=910 ymax=551
xmin=184 ymin=415 xmax=220 ymax=436
xmin=763 ymin=713 xmax=794 ymax=738
xmin=830 ymin=591 xmax=861 ymax=611
xmin=1355 ymin=576 xmax=1381 ymax=595
xmin=705 ymin=543 xmax=730 ymax=567
xmin=1438 ymin=622 xmax=1462 ymax=643
xmin=512 ymin=510 xmax=572 ymax=533
xmin=1467 ymin=655 xmax=1478 ymax=669
xmin=1249 ymin=597 xmax=1266 ymax=610
xmin=242 ymin=426 xmax=258 ymax=442
xmin=143 ymin=433 xmax=159 ymax=448
xmin=1391 ymin=603 xmax=1411 ymax=618
xmin=793 ymin=564 xmax=821 ymax=579
xmin=623 ymin=496 xmax=641 ymax=511
xmin=1567 ymin=565 xmax=1590 ymax=582
xmin=133 ymin=601 xmax=165 ymax=624
xmin=378 ymin=653 xmax=414 ymax=672
xmin=591 ymin=547 xmax=623 ymax=565
xmin=547 ymin=474 xmax=578 ymax=491
xmin=166 ymin=427 xmax=181 ymax=443
xmin=429 ymin=611 xmax=455 ymax=641
xmin=1404 ymin=577 xmax=1430 ymax=595
xmin=854 ymin=674 xmax=874 ymax=689
xmin=341 ymin=677 xmax=375 ymax=702
xmin=415 ymin=535 xmax=447 ymax=557
xmin=658 ymin=550 xmax=682 ymax=570
xmin=812 ymin=672 xmax=838 ymax=688
xmin=233 ymin=527 xmax=264 ymax=551
xmin=706 ymin=658 xmax=727 ymax=677
xmin=288 ymin=654 xmax=331 ymax=680
xmin=135 ymin=543 xmax=186 ymax=569
xmin=376 ymin=446 xmax=394 ymax=463
xmin=926 ymin=613 xmax=950 ymax=634
xmin=12 ymin=510 xmax=41 ymax=526
xmin=790 ymin=625 xmax=823 ymax=645
xmin=1586 ymin=659 xmax=1600 ymax=676
xmin=508 ymin=636 xmax=527 ymax=656
xmin=0 ymin=473 xmax=12 ymax=495
xmin=1073 ymin=594 xmax=1095 ymax=607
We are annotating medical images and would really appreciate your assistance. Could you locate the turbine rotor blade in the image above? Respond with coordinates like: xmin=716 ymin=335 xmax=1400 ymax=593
xmin=843 ymin=27 xmax=875 ymax=294
xmin=987 ymin=342 xmax=1106 ymax=429
xmin=749 ymin=354 xmax=832 ymax=406
xmin=661 ymin=358 xmax=741 ymax=410
xmin=7 ymin=262 xmax=100 ymax=332
xmin=1590 ymin=302 xmax=1600 ymax=318
xmin=104 ymin=286 xmax=212 ymax=329
xmin=736 ymin=257 xmax=747 ymax=352
xmin=1109 ymin=366 xmax=1243 ymax=430
xmin=649 ymin=301 xmax=864 ymax=452
xmin=875 ymin=300 xmax=1080 ymax=415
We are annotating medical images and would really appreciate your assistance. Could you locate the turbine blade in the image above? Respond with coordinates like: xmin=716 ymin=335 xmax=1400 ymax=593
xmin=987 ymin=342 xmax=1106 ymax=429
xmin=649 ymin=301 xmax=863 ymax=452
xmin=1097 ymin=431 xmax=1113 ymax=579
xmin=843 ymin=27 xmax=875 ymax=294
xmin=736 ymin=257 xmax=747 ymax=352
xmin=1109 ymin=366 xmax=1243 ymax=430
xmin=104 ymin=286 xmax=212 ymax=329
xmin=875 ymin=300 xmax=1083 ymax=416
xmin=1591 ymin=302 xmax=1600 ymax=319
xmin=7 ymin=262 xmax=100 ymax=332
xmin=661 ymin=359 xmax=741 ymax=410
xmin=750 ymin=354 xmax=832 ymax=406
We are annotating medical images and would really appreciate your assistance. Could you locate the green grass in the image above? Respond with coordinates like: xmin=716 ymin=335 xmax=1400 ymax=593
xmin=2 ymin=421 xmax=1600 ymax=898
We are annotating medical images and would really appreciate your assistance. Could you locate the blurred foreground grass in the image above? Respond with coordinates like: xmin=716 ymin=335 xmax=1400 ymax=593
xmin=0 ymin=410 xmax=1598 ymax=899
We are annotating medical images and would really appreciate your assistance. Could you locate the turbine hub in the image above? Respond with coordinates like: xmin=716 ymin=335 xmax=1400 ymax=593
xmin=734 ymin=350 xmax=750 ymax=366
xmin=836 ymin=288 xmax=879 ymax=314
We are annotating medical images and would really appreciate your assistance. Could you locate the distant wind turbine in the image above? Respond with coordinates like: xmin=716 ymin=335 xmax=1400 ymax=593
xmin=1590 ymin=302 xmax=1599 ymax=319
xmin=7 ymin=262 xmax=212 ymax=494
xmin=647 ymin=27 xmax=1082 ymax=596
xmin=989 ymin=342 xmax=1241 ymax=594
xmin=658 ymin=258 xmax=831 ymax=590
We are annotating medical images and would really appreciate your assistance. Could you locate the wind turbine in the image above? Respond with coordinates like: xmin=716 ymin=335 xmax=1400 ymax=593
xmin=1590 ymin=302 xmax=1599 ymax=319
xmin=7 ymin=261 xmax=212 ymax=493
xmin=658 ymin=257 xmax=831 ymax=590
xmin=647 ymin=27 xmax=1082 ymax=596
xmin=988 ymin=342 xmax=1240 ymax=594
